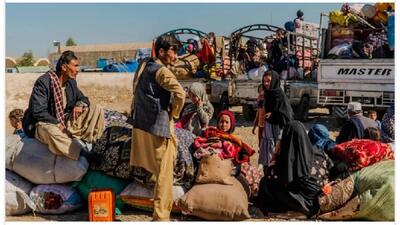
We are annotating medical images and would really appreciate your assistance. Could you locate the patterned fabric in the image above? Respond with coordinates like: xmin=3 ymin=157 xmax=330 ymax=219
xmin=91 ymin=118 xmax=196 ymax=189
xmin=266 ymin=152 xmax=331 ymax=187
xmin=381 ymin=105 xmax=394 ymax=143
xmin=48 ymin=71 xmax=65 ymax=126
xmin=240 ymin=162 xmax=264 ymax=196
xmin=91 ymin=124 xmax=135 ymax=179
xmin=104 ymin=109 xmax=130 ymax=128
xmin=318 ymin=176 xmax=355 ymax=213
xmin=332 ymin=139 xmax=394 ymax=172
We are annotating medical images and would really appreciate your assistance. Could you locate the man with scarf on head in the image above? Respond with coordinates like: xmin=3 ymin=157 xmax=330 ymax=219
xmin=22 ymin=51 xmax=104 ymax=161
xmin=130 ymin=34 xmax=185 ymax=221
xmin=259 ymin=70 xmax=294 ymax=170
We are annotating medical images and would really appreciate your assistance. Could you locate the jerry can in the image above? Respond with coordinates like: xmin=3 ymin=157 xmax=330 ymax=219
xmin=88 ymin=188 xmax=115 ymax=221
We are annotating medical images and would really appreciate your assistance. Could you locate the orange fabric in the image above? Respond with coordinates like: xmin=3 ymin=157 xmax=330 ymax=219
xmin=197 ymin=39 xmax=216 ymax=65
xmin=151 ymin=40 xmax=156 ymax=58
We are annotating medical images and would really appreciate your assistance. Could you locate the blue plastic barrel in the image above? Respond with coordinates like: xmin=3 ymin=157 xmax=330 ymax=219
xmin=97 ymin=58 xmax=108 ymax=69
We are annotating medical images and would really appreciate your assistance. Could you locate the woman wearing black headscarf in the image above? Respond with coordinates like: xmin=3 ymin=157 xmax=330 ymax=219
xmin=258 ymin=70 xmax=293 ymax=172
xmin=255 ymin=120 xmax=332 ymax=217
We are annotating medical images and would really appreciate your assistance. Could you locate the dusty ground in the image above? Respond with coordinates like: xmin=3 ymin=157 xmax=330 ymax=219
xmin=5 ymin=73 xmax=340 ymax=221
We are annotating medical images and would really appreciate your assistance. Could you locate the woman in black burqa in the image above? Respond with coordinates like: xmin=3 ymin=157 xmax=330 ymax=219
xmin=255 ymin=120 xmax=332 ymax=217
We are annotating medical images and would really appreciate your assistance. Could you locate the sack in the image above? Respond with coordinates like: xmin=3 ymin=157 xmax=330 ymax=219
xmin=30 ymin=184 xmax=83 ymax=214
xmin=170 ymin=54 xmax=200 ymax=80
xmin=196 ymin=154 xmax=235 ymax=185
xmin=6 ymin=170 xmax=35 ymax=216
xmin=119 ymin=181 xmax=185 ymax=212
xmin=6 ymin=135 xmax=89 ymax=184
xmin=351 ymin=160 xmax=394 ymax=221
xmin=177 ymin=178 xmax=250 ymax=220
xmin=318 ymin=176 xmax=355 ymax=213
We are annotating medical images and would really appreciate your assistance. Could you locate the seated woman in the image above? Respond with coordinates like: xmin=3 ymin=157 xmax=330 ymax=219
xmin=255 ymin=120 xmax=332 ymax=217
xmin=308 ymin=124 xmax=336 ymax=154
xmin=176 ymin=82 xmax=214 ymax=136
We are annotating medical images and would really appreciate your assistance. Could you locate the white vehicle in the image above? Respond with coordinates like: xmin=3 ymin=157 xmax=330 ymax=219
xmin=227 ymin=24 xmax=320 ymax=121
xmin=317 ymin=15 xmax=395 ymax=121
xmin=318 ymin=58 xmax=394 ymax=117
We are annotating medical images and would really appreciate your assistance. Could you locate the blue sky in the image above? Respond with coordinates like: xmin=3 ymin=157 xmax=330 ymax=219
xmin=6 ymin=3 xmax=343 ymax=58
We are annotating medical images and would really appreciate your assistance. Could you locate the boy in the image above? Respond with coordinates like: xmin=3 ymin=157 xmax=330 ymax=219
xmin=9 ymin=108 xmax=26 ymax=138
xmin=368 ymin=110 xmax=382 ymax=130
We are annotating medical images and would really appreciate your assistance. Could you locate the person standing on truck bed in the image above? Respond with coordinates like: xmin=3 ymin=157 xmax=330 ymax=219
xmin=130 ymin=34 xmax=186 ymax=221
xmin=336 ymin=102 xmax=378 ymax=144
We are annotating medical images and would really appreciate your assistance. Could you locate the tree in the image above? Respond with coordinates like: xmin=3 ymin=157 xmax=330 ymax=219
xmin=17 ymin=51 xmax=34 ymax=67
xmin=66 ymin=37 xmax=77 ymax=46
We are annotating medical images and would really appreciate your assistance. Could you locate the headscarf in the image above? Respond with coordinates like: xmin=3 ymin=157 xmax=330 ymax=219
xmin=276 ymin=120 xmax=322 ymax=185
xmin=217 ymin=110 xmax=235 ymax=134
xmin=182 ymin=82 xmax=213 ymax=116
xmin=381 ymin=104 xmax=395 ymax=143
xmin=178 ymin=82 xmax=213 ymax=135
xmin=308 ymin=124 xmax=336 ymax=152
xmin=263 ymin=70 xmax=294 ymax=128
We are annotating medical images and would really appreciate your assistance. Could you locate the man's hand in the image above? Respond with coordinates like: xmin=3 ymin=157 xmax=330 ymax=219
xmin=72 ymin=106 xmax=84 ymax=120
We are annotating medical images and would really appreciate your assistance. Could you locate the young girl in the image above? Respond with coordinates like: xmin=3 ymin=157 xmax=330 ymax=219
xmin=252 ymin=84 xmax=265 ymax=146
xmin=216 ymin=110 xmax=235 ymax=134
xmin=259 ymin=70 xmax=293 ymax=172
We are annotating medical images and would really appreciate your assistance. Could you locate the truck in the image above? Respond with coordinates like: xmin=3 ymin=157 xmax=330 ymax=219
xmin=227 ymin=24 xmax=320 ymax=121
xmin=317 ymin=14 xmax=395 ymax=123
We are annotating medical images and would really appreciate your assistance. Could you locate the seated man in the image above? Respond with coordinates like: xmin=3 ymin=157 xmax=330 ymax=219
xmin=336 ymin=102 xmax=377 ymax=144
xmin=22 ymin=50 xmax=105 ymax=160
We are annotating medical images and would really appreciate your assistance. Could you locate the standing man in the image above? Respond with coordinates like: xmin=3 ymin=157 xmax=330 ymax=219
xmin=336 ymin=102 xmax=378 ymax=144
xmin=130 ymin=34 xmax=185 ymax=221
xmin=23 ymin=50 xmax=105 ymax=160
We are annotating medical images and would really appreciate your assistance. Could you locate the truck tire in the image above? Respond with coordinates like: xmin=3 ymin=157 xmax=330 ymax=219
xmin=294 ymin=96 xmax=310 ymax=122
xmin=243 ymin=104 xmax=256 ymax=121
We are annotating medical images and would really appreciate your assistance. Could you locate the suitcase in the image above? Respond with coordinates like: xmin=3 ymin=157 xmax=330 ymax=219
xmin=88 ymin=188 xmax=115 ymax=221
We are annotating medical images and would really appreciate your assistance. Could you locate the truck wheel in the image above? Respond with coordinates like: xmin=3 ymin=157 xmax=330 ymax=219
xmin=294 ymin=96 xmax=310 ymax=122
xmin=243 ymin=104 xmax=256 ymax=121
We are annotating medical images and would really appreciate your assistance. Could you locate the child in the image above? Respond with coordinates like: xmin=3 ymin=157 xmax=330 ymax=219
xmin=252 ymin=84 xmax=265 ymax=147
xmin=217 ymin=110 xmax=235 ymax=134
xmin=9 ymin=108 xmax=26 ymax=138
xmin=368 ymin=110 xmax=382 ymax=130
xmin=364 ymin=127 xmax=381 ymax=141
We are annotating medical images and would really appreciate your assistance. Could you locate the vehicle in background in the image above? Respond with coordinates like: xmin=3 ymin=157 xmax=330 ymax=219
xmin=227 ymin=24 xmax=320 ymax=121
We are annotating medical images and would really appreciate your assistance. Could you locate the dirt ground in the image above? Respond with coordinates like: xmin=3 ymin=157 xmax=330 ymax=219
xmin=5 ymin=73 xmax=340 ymax=222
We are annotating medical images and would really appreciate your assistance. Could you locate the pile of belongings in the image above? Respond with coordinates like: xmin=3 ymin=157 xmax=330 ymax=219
xmin=327 ymin=3 xmax=394 ymax=59
xmin=316 ymin=139 xmax=394 ymax=221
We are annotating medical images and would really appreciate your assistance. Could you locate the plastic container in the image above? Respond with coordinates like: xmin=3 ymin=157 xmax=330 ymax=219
xmin=88 ymin=188 xmax=115 ymax=221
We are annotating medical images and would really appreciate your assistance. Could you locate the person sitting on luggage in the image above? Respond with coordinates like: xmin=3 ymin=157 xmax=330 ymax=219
xmin=22 ymin=50 xmax=105 ymax=161
xmin=175 ymin=82 xmax=214 ymax=136
xmin=9 ymin=108 xmax=26 ymax=138
xmin=336 ymin=102 xmax=378 ymax=144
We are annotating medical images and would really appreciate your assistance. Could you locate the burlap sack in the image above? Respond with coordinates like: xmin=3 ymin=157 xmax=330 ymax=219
xmin=170 ymin=54 xmax=200 ymax=80
xmin=177 ymin=178 xmax=250 ymax=220
xmin=196 ymin=154 xmax=235 ymax=185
